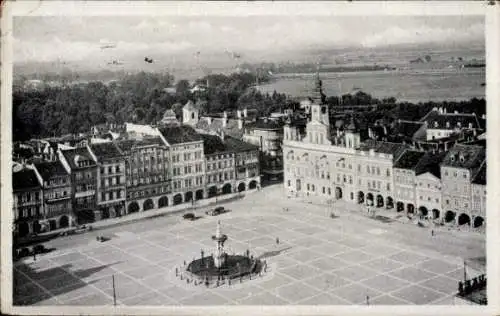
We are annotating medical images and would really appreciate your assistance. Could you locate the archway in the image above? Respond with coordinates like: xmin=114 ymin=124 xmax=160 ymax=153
xmin=418 ymin=206 xmax=428 ymax=217
xmin=376 ymin=195 xmax=384 ymax=208
xmin=222 ymin=183 xmax=232 ymax=195
xmin=101 ymin=208 xmax=110 ymax=220
xmin=249 ymin=180 xmax=258 ymax=190
xmin=473 ymin=216 xmax=484 ymax=228
xmin=366 ymin=193 xmax=374 ymax=206
xmin=33 ymin=220 xmax=41 ymax=234
xmin=396 ymin=202 xmax=405 ymax=212
xmin=407 ymin=204 xmax=415 ymax=214
xmin=445 ymin=211 xmax=456 ymax=223
xmin=208 ymin=186 xmax=217 ymax=198
xmin=185 ymin=191 xmax=193 ymax=202
xmin=77 ymin=209 xmax=95 ymax=224
xmin=49 ymin=220 xmax=57 ymax=231
xmin=195 ymin=189 xmax=204 ymax=200
xmin=128 ymin=202 xmax=140 ymax=214
xmin=238 ymin=182 xmax=246 ymax=192
xmin=432 ymin=209 xmax=440 ymax=220
xmin=143 ymin=199 xmax=154 ymax=211
xmin=158 ymin=196 xmax=169 ymax=208
xmin=357 ymin=191 xmax=365 ymax=204
xmin=458 ymin=213 xmax=471 ymax=226
xmin=386 ymin=197 xmax=394 ymax=209
xmin=173 ymin=194 xmax=183 ymax=205
xmin=59 ymin=215 xmax=69 ymax=228
xmin=335 ymin=187 xmax=343 ymax=200
xmin=18 ymin=222 xmax=30 ymax=237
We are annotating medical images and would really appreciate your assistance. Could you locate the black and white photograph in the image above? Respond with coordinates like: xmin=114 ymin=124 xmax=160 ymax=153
xmin=1 ymin=1 xmax=498 ymax=314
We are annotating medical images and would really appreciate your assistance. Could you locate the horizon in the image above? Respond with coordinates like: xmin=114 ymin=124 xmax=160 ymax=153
xmin=13 ymin=15 xmax=484 ymax=75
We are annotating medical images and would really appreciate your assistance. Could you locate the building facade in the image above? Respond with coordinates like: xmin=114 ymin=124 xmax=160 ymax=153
xmin=117 ymin=136 xmax=171 ymax=214
xmin=32 ymin=161 xmax=73 ymax=231
xmin=88 ymin=142 xmax=127 ymax=220
xmin=59 ymin=147 xmax=98 ymax=225
xmin=441 ymin=144 xmax=485 ymax=227
xmin=158 ymin=126 xmax=205 ymax=205
xmin=13 ymin=168 xmax=44 ymax=238
xmin=471 ymin=162 xmax=486 ymax=228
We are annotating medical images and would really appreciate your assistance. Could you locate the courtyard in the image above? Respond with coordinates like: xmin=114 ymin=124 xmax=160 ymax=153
xmin=13 ymin=185 xmax=484 ymax=306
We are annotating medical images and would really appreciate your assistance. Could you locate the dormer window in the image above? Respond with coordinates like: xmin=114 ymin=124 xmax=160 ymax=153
xmin=468 ymin=123 xmax=473 ymax=129
xmin=434 ymin=121 xmax=438 ymax=128
xmin=457 ymin=122 xmax=461 ymax=128
xmin=446 ymin=122 xmax=450 ymax=128
xmin=459 ymin=154 xmax=465 ymax=163
xmin=450 ymin=155 xmax=455 ymax=162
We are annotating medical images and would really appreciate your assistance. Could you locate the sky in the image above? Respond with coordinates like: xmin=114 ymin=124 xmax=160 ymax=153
xmin=13 ymin=15 xmax=484 ymax=68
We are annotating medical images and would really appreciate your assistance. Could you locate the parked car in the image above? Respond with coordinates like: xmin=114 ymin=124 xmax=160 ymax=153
xmin=33 ymin=244 xmax=46 ymax=254
xmin=183 ymin=213 xmax=195 ymax=221
xmin=206 ymin=206 xmax=225 ymax=216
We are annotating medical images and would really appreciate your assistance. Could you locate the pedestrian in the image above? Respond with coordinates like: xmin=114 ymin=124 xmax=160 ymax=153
xmin=431 ymin=229 xmax=434 ymax=237
xmin=33 ymin=252 xmax=36 ymax=262
xmin=276 ymin=237 xmax=280 ymax=245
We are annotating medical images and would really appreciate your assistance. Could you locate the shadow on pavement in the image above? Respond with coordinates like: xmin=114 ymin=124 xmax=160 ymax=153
xmin=13 ymin=261 xmax=121 ymax=306
xmin=257 ymin=246 xmax=292 ymax=259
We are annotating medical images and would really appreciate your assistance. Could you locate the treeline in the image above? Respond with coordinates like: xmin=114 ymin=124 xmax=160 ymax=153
xmin=13 ymin=71 xmax=285 ymax=141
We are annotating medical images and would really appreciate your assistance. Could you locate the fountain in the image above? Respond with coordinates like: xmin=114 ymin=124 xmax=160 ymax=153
xmin=183 ymin=220 xmax=262 ymax=286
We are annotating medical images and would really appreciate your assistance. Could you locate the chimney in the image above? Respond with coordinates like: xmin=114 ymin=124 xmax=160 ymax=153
xmin=244 ymin=108 xmax=248 ymax=118
xmin=222 ymin=118 xmax=227 ymax=128
xmin=383 ymin=125 xmax=388 ymax=135
xmin=237 ymin=110 xmax=242 ymax=119
xmin=220 ymin=129 xmax=225 ymax=140
xmin=238 ymin=119 xmax=243 ymax=129
xmin=223 ymin=111 xmax=228 ymax=119
xmin=368 ymin=128 xmax=373 ymax=138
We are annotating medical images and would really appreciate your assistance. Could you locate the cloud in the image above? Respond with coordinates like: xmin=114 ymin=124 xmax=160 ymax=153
xmin=360 ymin=23 xmax=484 ymax=48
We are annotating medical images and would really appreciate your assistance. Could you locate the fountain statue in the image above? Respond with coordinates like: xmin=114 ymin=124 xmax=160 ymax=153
xmin=183 ymin=220 xmax=262 ymax=286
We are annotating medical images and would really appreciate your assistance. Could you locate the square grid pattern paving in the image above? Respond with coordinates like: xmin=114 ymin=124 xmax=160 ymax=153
xmin=14 ymin=212 xmax=463 ymax=306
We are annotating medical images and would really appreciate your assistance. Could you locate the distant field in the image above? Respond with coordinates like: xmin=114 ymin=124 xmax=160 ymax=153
xmin=257 ymin=67 xmax=485 ymax=103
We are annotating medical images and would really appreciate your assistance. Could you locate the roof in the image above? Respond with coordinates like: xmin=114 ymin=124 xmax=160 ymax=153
xmin=60 ymin=147 xmax=96 ymax=170
xmin=116 ymin=137 xmax=165 ymax=153
xmin=195 ymin=118 xmax=244 ymax=139
xmin=13 ymin=169 xmax=41 ymax=190
xmin=90 ymin=142 xmax=124 ymax=161
xmin=392 ymin=120 xmax=425 ymax=138
xmin=357 ymin=139 xmax=406 ymax=159
xmin=246 ymin=119 xmax=284 ymax=131
xmin=158 ymin=125 xmax=203 ymax=144
xmin=163 ymin=109 xmax=176 ymax=118
xmin=394 ymin=150 xmax=426 ymax=170
xmin=472 ymin=162 xmax=486 ymax=185
xmin=34 ymin=161 xmax=68 ymax=181
xmin=224 ymin=136 xmax=259 ymax=152
xmin=421 ymin=110 xmax=482 ymax=130
xmin=200 ymin=134 xmax=229 ymax=155
xmin=415 ymin=151 xmax=447 ymax=178
xmin=441 ymin=144 xmax=485 ymax=170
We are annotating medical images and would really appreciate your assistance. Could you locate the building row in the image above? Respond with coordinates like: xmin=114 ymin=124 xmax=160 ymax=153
xmin=283 ymin=73 xmax=486 ymax=229
xmin=12 ymin=125 xmax=260 ymax=238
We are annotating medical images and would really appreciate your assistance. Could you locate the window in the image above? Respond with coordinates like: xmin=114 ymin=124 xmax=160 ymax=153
xmin=109 ymin=191 xmax=114 ymax=200
xmin=386 ymin=169 xmax=391 ymax=177
xmin=287 ymin=180 xmax=291 ymax=187
xmin=101 ymin=167 xmax=105 ymax=174
xmin=307 ymin=184 xmax=310 ymax=191
xmin=446 ymin=199 xmax=450 ymax=205
xmin=108 ymin=166 xmax=112 ymax=174
xmin=328 ymin=188 xmax=331 ymax=195
xmin=367 ymin=166 xmax=370 ymax=174
xmin=377 ymin=168 xmax=380 ymax=175
xmin=387 ymin=183 xmax=391 ymax=191
xmin=322 ymin=187 xmax=325 ymax=194
xmin=101 ymin=192 xmax=106 ymax=201
xmin=312 ymin=185 xmax=315 ymax=192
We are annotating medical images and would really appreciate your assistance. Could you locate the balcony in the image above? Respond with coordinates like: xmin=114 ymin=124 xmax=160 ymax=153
xmin=75 ymin=190 xmax=95 ymax=198
xmin=45 ymin=195 xmax=71 ymax=203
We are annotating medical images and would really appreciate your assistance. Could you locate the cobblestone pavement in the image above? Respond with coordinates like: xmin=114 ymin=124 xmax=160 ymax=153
xmin=13 ymin=185 xmax=485 ymax=306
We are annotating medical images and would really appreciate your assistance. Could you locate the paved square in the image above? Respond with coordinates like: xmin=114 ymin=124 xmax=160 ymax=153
xmin=13 ymin=189 xmax=481 ymax=306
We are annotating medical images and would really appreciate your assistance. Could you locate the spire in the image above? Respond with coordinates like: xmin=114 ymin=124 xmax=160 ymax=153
xmin=311 ymin=63 xmax=323 ymax=105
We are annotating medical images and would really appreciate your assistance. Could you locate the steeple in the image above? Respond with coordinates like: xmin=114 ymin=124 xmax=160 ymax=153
xmin=311 ymin=64 xmax=323 ymax=105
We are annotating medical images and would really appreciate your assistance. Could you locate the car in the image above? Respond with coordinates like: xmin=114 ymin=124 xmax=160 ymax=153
xmin=33 ymin=244 xmax=46 ymax=254
xmin=183 ymin=213 xmax=195 ymax=220
xmin=206 ymin=206 xmax=225 ymax=216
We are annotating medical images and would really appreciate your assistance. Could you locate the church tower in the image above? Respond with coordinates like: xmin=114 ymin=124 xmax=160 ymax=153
xmin=306 ymin=70 xmax=331 ymax=145
xmin=344 ymin=116 xmax=361 ymax=149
